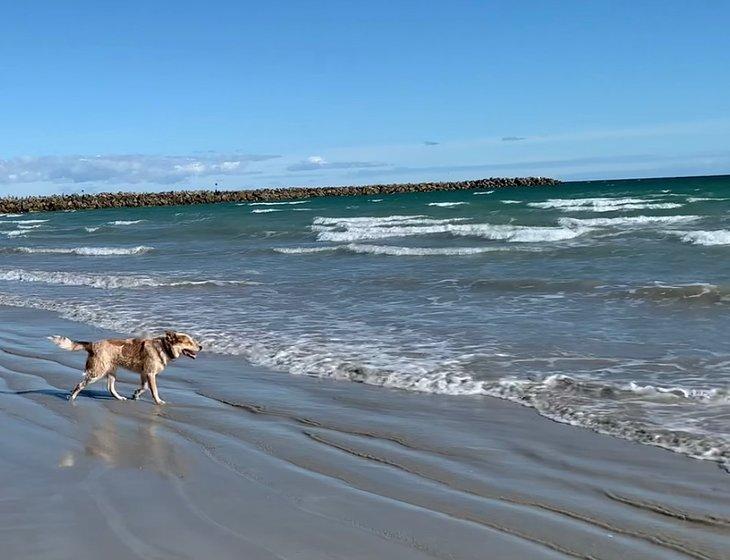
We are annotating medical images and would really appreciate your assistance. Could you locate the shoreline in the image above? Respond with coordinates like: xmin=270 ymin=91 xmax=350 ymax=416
xmin=0 ymin=176 xmax=559 ymax=214
xmin=1 ymin=304 xmax=728 ymax=559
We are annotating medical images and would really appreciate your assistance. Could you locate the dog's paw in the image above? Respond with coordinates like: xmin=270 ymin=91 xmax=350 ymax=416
xmin=155 ymin=400 xmax=167 ymax=405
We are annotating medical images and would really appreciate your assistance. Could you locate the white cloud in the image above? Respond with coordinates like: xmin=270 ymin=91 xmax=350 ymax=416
xmin=286 ymin=155 xmax=387 ymax=172
xmin=0 ymin=153 xmax=278 ymax=185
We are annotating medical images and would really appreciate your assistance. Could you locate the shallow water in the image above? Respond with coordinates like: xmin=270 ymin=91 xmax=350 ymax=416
xmin=1 ymin=175 xmax=729 ymax=468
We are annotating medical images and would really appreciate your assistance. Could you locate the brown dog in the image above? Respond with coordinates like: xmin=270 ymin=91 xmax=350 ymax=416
xmin=49 ymin=331 xmax=202 ymax=404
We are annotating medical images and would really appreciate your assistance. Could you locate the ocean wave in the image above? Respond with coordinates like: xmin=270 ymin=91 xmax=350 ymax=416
xmin=314 ymin=215 xmax=430 ymax=225
xmin=621 ymin=283 xmax=729 ymax=304
xmin=0 ymin=291 xmax=725 ymax=470
xmin=369 ymin=199 xmax=383 ymax=202
xmin=558 ymin=215 xmax=700 ymax=228
xmin=251 ymin=208 xmax=282 ymax=214
xmin=1 ymin=219 xmax=49 ymax=224
xmin=427 ymin=202 xmax=469 ymax=207
xmin=473 ymin=190 xmax=494 ymax=195
xmin=314 ymin=216 xmax=589 ymax=243
xmin=274 ymin=246 xmax=339 ymax=254
xmin=529 ymin=197 xmax=684 ymax=212
xmin=4 ymin=246 xmax=153 ymax=256
xmin=675 ymin=230 xmax=730 ymax=246
xmin=108 ymin=220 xmax=145 ymax=225
xmin=1 ymin=230 xmax=26 ymax=237
xmin=687 ymin=196 xmax=729 ymax=203
xmin=501 ymin=200 xmax=521 ymax=204
xmin=0 ymin=268 xmax=256 ymax=290
xmin=84 ymin=226 xmax=100 ymax=232
xmin=246 ymin=200 xmax=310 ymax=206
xmin=345 ymin=244 xmax=507 ymax=256
xmin=484 ymin=375 xmax=728 ymax=467
xmin=0 ymin=213 xmax=23 ymax=218
xmin=16 ymin=224 xmax=44 ymax=230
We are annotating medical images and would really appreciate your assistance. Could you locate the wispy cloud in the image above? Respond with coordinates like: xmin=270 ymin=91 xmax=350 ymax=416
xmin=0 ymin=153 xmax=279 ymax=185
xmin=286 ymin=155 xmax=388 ymax=172
xmin=351 ymin=151 xmax=730 ymax=180
xmin=423 ymin=140 xmax=439 ymax=146
xmin=501 ymin=136 xmax=526 ymax=142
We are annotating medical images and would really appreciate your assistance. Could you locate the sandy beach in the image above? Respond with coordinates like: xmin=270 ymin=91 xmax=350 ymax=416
xmin=1 ymin=304 xmax=728 ymax=560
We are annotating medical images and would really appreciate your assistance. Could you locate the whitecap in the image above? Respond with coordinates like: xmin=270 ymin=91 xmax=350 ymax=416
xmin=528 ymin=197 xmax=683 ymax=212
xmin=108 ymin=220 xmax=145 ymax=225
xmin=344 ymin=244 xmax=507 ymax=256
xmin=247 ymin=200 xmax=309 ymax=206
xmin=675 ymin=230 xmax=730 ymax=246
xmin=251 ymin=208 xmax=282 ymax=214
xmin=558 ymin=215 xmax=700 ymax=228
xmin=427 ymin=202 xmax=469 ymax=207
xmin=274 ymin=246 xmax=340 ymax=254
xmin=314 ymin=217 xmax=588 ymax=243
xmin=0 ymin=268 xmax=256 ymax=290
xmin=7 ymin=246 xmax=153 ymax=256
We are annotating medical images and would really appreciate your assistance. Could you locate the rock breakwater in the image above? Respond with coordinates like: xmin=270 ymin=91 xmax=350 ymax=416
xmin=0 ymin=177 xmax=559 ymax=214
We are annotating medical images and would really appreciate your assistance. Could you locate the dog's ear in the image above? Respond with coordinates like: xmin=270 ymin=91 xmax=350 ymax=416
xmin=165 ymin=330 xmax=177 ymax=342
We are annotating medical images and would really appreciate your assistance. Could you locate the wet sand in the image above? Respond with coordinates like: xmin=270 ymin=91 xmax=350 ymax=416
xmin=1 ymin=305 xmax=728 ymax=559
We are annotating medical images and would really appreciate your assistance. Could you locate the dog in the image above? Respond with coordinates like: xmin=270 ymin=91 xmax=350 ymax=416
xmin=49 ymin=331 xmax=202 ymax=404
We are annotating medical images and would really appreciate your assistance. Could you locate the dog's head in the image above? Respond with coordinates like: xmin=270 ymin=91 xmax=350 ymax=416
xmin=165 ymin=331 xmax=203 ymax=359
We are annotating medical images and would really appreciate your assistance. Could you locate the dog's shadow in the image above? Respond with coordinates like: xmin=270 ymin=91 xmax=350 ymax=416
xmin=0 ymin=389 xmax=117 ymax=401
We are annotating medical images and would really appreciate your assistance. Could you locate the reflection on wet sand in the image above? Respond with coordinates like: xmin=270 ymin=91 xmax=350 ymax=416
xmin=60 ymin=411 xmax=187 ymax=478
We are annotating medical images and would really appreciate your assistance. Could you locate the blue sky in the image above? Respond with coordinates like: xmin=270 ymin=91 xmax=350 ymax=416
xmin=1 ymin=1 xmax=729 ymax=195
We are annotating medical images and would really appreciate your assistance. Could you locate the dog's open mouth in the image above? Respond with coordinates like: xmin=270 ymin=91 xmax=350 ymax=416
xmin=182 ymin=349 xmax=198 ymax=359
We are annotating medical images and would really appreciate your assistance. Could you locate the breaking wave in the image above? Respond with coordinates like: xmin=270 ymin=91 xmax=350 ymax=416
xmin=247 ymin=200 xmax=310 ymax=206
xmin=3 ymin=246 xmax=153 ymax=256
xmin=0 ymin=268 xmax=256 ymax=290
xmin=427 ymin=202 xmax=469 ymax=207
xmin=675 ymin=230 xmax=730 ymax=246
xmin=313 ymin=215 xmax=588 ymax=243
xmin=108 ymin=220 xmax=145 ymax=225
xmin=620 ymin=282 xmax=729 ymax=304
xmin=1 ymin=219 xmax=49 ymax=224
xmin=558 ymin=215 xmax=700 ymax=228
xmin=251 ymin=208 xmax=282 ymax=214
xmin=529 ymin=197 xmax=684 ymax=212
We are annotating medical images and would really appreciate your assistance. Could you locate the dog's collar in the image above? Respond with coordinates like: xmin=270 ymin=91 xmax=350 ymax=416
xmin=160 ymin=338 xmax=176 ymax=361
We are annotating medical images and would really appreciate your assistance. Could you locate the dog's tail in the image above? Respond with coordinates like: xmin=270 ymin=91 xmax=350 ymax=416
xmin=48 ymin=335 xmax=91 ymax=352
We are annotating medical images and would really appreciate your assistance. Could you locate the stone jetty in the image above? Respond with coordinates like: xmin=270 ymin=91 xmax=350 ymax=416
xmin=0 ymin=177 xmax=560 ymax=214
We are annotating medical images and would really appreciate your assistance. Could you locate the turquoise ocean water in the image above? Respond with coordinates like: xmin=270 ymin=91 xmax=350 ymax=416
xmin=1 ymin=175 xmax=728 ymax=468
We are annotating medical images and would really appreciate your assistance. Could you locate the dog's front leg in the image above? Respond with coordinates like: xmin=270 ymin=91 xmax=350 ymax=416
xmin=148 ymin=374 xmax=166 ymax=405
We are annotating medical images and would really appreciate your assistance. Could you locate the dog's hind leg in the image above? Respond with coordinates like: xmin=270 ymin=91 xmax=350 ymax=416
xmin=132 ymin=374 xmax=149 ymax=400
xmin=107 ymin=373 xmax=127 ymax=401
xmin=69 ymin=373 xmax=103 ymax=401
